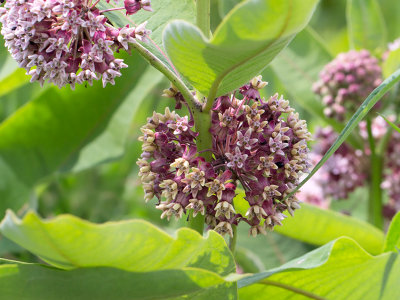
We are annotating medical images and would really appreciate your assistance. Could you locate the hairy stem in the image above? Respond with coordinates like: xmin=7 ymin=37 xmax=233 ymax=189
xmin=229 ymin=225 xmax=238 ymax=254
xmin=187 ymin=0 xmax=213 ymax=235
xmin=367 ymin=117 xmax=383 ymax=229
xmin=196 ymin=0 xmax=211 ymax=39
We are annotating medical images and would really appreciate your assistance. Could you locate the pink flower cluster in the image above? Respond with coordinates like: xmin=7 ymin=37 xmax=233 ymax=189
xmin=137 ymin=77 xmax=312 ymax=237
xmin=0 ymin=0 xmax=151 ymax=88
xmin=313 ymin=50 xmax=382 ymax=120
xmin=309 ymin=116 xmax=400 ymax=220
xmin=311 ymin=127 xmax=367 ymax=201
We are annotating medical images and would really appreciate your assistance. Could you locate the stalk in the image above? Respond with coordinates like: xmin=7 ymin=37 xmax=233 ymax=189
xmin=229 ymin=225 xmax=238 ymax=253
xmin=366 ymin=117 xmax=383 ymax=229
xmin=187 ymin=0 xmax=212 ymax=235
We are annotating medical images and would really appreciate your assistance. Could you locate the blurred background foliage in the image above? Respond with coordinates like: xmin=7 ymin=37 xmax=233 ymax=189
xmin=0 ymin=0 xmax=397 ymax=270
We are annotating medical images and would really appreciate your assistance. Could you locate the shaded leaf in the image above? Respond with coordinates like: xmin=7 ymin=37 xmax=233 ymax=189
xmin=347 ymin=0 xmax=387 ymax=52
xmin=164 ymin=0 xmax=319 ymax=98
xmin=0 ymin=262 xmax=237 ymax=300
xmin=0 ymin=53 xmax=163 ymax=216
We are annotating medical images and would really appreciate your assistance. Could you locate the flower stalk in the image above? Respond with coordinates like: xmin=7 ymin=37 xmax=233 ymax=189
xmin=366 ymin=117 xmax=383 ymax=229
xmin=188 ymin=0 xmax=212 ymax=234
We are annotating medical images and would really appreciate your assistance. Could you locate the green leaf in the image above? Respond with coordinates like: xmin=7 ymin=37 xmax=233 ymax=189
xmin=238 ymin=237 xmax=400 ymax=299
xmin=0 ymin=210 xmax=236 ymax=276
xmin=289 ymin=69 xmax=400 ymax=210
xmin=379 ymin=113 xmax=400 ymax=134
xmin=274 ymin=203 xmax=384 ymax=255
xmin=0 ymin=262 xmax=237 ymax=300
xmin=0 ymin=53 xmax=163 ymax=216
xmin=234 ymin=189 xmax=384 ymax=255
xmin=235 ymin=224 xmax=314 ymax=272
xmin=383 ymin=212 xmax=400 ymax=252
xmin=383 ymin=49 xmax=400 ymax=79
xmin=163 ymin=0 xmax=319 ymax=98
xmin=347 ymin=0 xmax=387 ymax=52
xmin=218 ymin=0 xmax=243 ymax=17
xmin=0 ymin=69 xmax=30 ymax=99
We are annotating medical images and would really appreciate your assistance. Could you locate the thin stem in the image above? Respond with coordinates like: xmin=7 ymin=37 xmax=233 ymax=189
xmin=366 ymin=117 xmax=383 ymax=229
xmin=196 ymin=0 xmax=211 ymax=39
xmin=229 ymin=225 xmax=237 ymax=253
xmin=259 ymin=280 xmax=327 ymax=300
xmin=129 ymin=41 xmax=202 ymax=113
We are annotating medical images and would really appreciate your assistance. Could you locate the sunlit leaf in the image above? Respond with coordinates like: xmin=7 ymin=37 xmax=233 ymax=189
xmin=0 ymin=210 xmax=235 ymax=276
xmin=383 ymin=212 xmax=400 ymax=252
xmin=238 ymin=237 xmax=400 ymax=299
xmin=164 ymin=0 xmax=319 ymax=98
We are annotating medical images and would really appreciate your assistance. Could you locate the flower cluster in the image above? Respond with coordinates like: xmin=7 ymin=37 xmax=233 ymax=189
xmin=309 ymin=116 xmax=400 ymax=220
xmin=0 ymin=0 xmax=152 ymax=88
xmin=312 ymin=50 xmax=382 ymax=120
xmin=137 ymin=77 xmax=312 ymax=237
xmin=311 ymin=127 xmax=367 ymax=200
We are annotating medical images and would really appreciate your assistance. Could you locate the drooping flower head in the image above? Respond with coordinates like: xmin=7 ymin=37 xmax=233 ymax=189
xmin=0 ymin=0 xmax=151 ymax=88
xmin=312 ymin=50 xmax=382 ymax=120
xmin=138 ymin=76 xmax=312 ymax=237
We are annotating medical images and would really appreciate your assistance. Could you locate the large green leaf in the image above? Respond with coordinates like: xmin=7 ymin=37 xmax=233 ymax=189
xmin=347 ymin=0 xmax=387 ymax=52
xmin=0 ymin=53 xmax=163 ymax=216
xmin=0 ymin=211 xmax=237 ymax=299
xmin=0 ymin=210 xmax=235 ymax=276
xmin=238 ymin=237 xmax=400 ymax=299
xmin=163 ymin=0 xmax=319 ymax=98
xmin=0 ymin=262 xmax=237 ymax=300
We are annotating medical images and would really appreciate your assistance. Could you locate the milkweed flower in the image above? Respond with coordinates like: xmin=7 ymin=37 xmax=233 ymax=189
xmin=137 ymin=76 xmax=312 ymax=237
xmin=313 ymin=50 xmax=382 ymax=120
xmin=0 ymin=0 xmax=151 ymax=88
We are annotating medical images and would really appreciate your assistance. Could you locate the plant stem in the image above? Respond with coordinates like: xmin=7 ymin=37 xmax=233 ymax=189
xmin=366 ymin=117 xmax=383 ymax=229
xmin=196 ymin=0 xmax=211 ymax=39
xmin=229 ymin=225 xmax=237 ymax=253
xmin=186 ymin=0 xmax=213 ymax=235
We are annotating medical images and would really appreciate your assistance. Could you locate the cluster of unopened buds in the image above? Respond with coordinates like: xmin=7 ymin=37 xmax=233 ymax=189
xmin=313 ymin=50 xmax=382 ymax=120
xmin=0 ymin=0 xmax=152 ymax=88
xmin=137 ymin=76 xmax=312 ymax=237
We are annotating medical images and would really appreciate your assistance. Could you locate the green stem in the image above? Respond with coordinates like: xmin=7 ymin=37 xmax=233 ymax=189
xmin=229 ymin=225 xmax=237 ymax=253
xmin=187 ymin=0 xmax=213 ymax=235
xmin=196 ymin=0 xmax=211 ymax=39
xmin=366 ymin=117 xmax=383 ymax=229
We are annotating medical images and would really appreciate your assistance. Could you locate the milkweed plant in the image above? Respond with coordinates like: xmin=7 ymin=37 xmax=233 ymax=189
xmin=0 ymin=0 xmax=400 ymax=299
